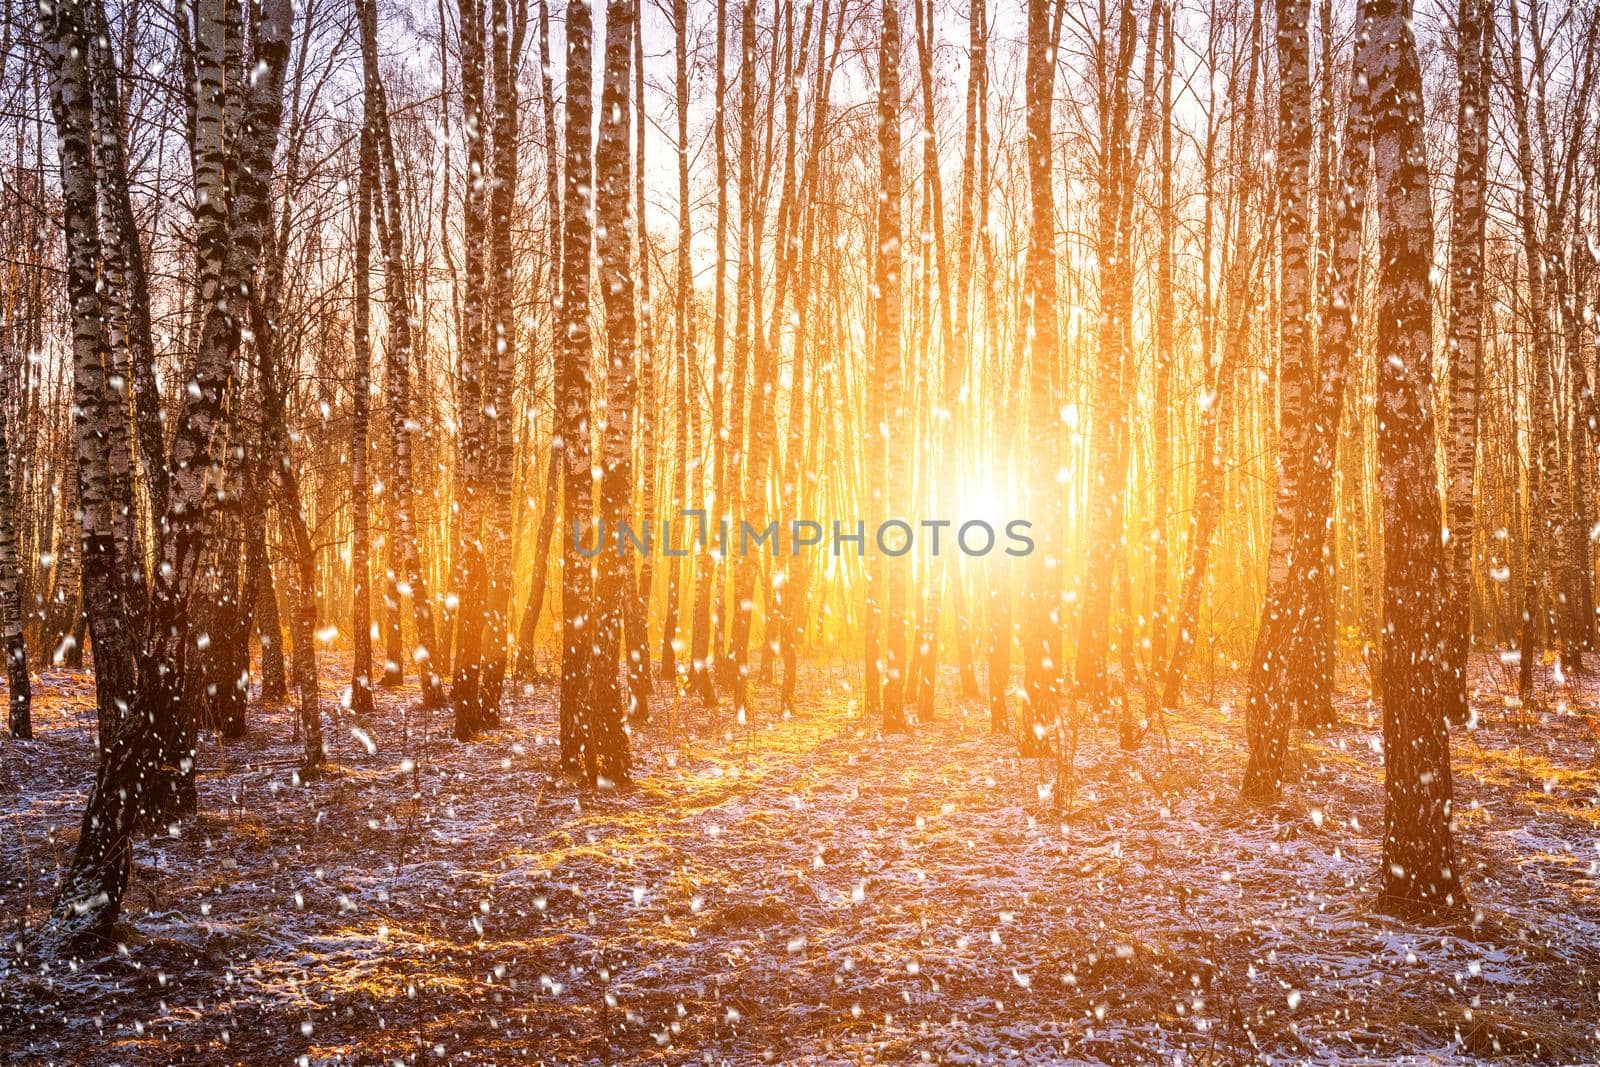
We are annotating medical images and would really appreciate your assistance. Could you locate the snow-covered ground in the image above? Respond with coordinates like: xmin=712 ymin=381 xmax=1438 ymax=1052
xmin=3 ymin=653 xmax=1598 ymax=1064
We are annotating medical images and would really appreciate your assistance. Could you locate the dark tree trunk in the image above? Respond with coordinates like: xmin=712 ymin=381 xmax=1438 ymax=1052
xmin=1369 ymin=0 xmax=1463 ymax=916
xmin=555 ymin=0 xmax=627 ymax=784
xmin=252 ymin=517 xmax=289 ymax=704
xmin=350 ymin=35 xmax=378 ymax=721
xmin=42 ymin=0 xmax=138 ymax=762
xmin=0 ymin=347 xmax=29 ymax=737
xmin=40 ymin=0 xmax=294 ymax=950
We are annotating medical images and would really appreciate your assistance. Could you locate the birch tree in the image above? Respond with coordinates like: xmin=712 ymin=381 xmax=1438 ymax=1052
xmin=1368 ymin=0 xmax=1463 ymax=915
xmin=1242 ymin=0 xmax=1317 ymax=798
xmin=350 ymin=69 xmax=378 ymax=723
xmin=870 ymin=0 xmax=908 ymax=733
xmin=595 ymin=0 xmax=644 ymax=744
xmin=513 ymin=0 xmax=564 ymax=682
xmin=41 ymin=0 xmax=296 ymax=947
xmin=660 ymin=0 xmax=693 ymax=684
xmin=1018 ymin=0 xmax=1060 ymax=757
xmin=1443 ymin=0 xmax=1491 ymax=724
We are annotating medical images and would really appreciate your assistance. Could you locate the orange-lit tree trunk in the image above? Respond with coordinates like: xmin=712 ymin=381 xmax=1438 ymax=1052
xmin=478 ymin=0 xmax=526 ymax=717
xmin=0 ymin=323 xmax=28 ymax=736
xmin=450 ymin=0 xmax=492 ymax=740
xmin=777 ymin=0 xmax=844 ymax=713
xmin=905 ymin=0 xmax=958 ymax=721
xmin=719 ymin=0 xmax=756 ymax=696
xmin=252 ymin=495 xmax=289 ymax=703
xmin=1508 ymin=0 xmax=1557 ymax=707
xmin=514 ymin=0 xmax=563 ymax=683
xmin=560 ymin=0 xmax=596 ymax=771
xmin=1017 ymin=0 xmax=1060 ymax=758
xmin=870 ymin=0 xmax=908 ymax=733
xmin=980 ymin=63 xmax=1009 ymax=736
xmin=556 ymin=0 xmax=627 ymax=784
xmin=660 ymin=0 xmax=693 ymax=683
xmin=1150 ymin=0 xmax=1174 ymax=672
xmin=1281 ymin=0 xmax=1374 ymax=734
xmin=1075 ymin=0 xmax=1148 ymax=741
xmin=1285 ymin=0 xmax=1339 ymax=732
xmin=689 ymin=0 xmax=729 ymax=709
xmin=951 ymin=0 xmax=986 ymax=705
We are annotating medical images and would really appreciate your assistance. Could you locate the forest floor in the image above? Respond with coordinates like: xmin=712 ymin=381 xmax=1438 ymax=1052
xmin=2 ymin=651 xmax=1599 ymax=1065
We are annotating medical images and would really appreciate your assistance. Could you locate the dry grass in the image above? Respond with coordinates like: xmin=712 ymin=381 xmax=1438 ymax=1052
xmin=2 ymin=653 xmax=1599 ymax=1064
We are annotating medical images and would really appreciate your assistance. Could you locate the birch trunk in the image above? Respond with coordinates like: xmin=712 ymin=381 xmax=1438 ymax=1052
xmin=661 ymin=0 xmax=693 ymax=683
xmin=1242 ymin=0 xmax=1318 ymax=797
xmin=1508 ymin=0 xmax=1556 ymax=706
xmin=1281 ymin=0 xmax=1373 ymax=735
xmin=1161 ymin=4 xmax=1263 ymax=708
xmin=872 ymin=0 xmax=908 ymax=733
xmin=42 ymin=0 xmax=294 ymax=949
xmin=40 ymin=455 xmax=85 ymax=671
xmin=0 ymin=346 xmax=28 ymax=737
xmin=689 ymin=0 xmax=728 ymax=709
xmin=629 ymin=17 xmax=655 ymax=705
xmin=902 ymin=0 xmax=955 ymax=721
xmin=513 ymin=0 xmax=563 ymax=682
xmin=1368 ymin=0 xmax=1462 ymax=915
xmin=731 ymin=0 xmax=813 ymax=717
xmin=777 ymin=0 xmax=844 ymax=712
xmin=718 ymin=0 xmax=757 ymax=695
xmin=595 ymin=0 xmax=644 ymax=755
xmin=557 ymin=0 xmax=613 ymax=781
xmin=450 ymin=0 xmax=493 ymax=739
xmin=1151 ymin=0 xmax=1174 ymax=671
xmin=1443 ymin=0 xmax=1491 ymax=723
xmin=252 ymin=511 xmax=289 ymax=703
xmin=1073 ymin=0 xmax=1141 ymax=723
xmin=1018 ymin=0 xmax=1060 ymax=757
xmin=42 ymin=0 xmax=137 ymax=760
xmin=350 ymin=83 xmax=377 ymax=722
xmin=478 ymin=0 xmax=526 ymax=717
xmin=148 ymin=0 xmax=295 ymax=807
xmin=86 ymin=3 xmax=162 ymax=581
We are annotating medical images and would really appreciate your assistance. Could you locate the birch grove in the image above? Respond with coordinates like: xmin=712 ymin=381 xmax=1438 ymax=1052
xmin=4 ymin=0 xmax=1600 ymax=1033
